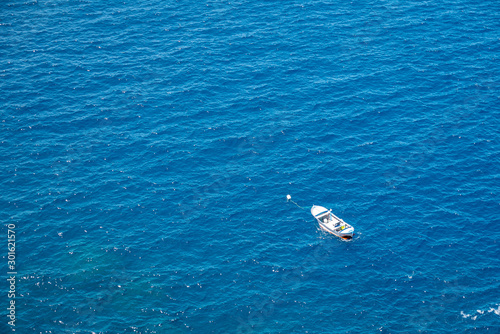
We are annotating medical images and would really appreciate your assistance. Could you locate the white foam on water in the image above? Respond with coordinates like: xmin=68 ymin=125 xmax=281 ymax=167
xmin=462 ymin=305 xmax=500 ymax=320
xmin=488 ymin=305 xmax=500 ymax=316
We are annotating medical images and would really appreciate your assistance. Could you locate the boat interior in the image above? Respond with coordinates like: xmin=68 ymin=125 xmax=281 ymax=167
xmin=319 ymin=213 xmax=349 ymax=229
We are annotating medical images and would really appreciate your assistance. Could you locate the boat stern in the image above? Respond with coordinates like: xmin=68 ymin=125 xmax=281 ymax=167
xmin=340 ymin=227 xmax=354 ymax=238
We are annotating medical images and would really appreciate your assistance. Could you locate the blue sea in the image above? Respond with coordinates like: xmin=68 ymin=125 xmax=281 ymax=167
xmin=1 ymin=0 xmax=499 ymax=332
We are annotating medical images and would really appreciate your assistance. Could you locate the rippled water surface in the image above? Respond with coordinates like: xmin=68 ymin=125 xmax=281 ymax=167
xmin=1 ymin=0 xmax=499 ymax=332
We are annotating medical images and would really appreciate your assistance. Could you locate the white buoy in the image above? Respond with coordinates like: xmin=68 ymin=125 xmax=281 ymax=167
xmin=286 ymin=194 xmax=303 ymax=209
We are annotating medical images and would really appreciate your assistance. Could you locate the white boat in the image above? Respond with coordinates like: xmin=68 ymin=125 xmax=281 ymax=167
xmin=311 ymin=205 xmax=354 ymax=239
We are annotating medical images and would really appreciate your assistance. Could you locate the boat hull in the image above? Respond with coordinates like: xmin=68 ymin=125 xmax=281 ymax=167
xmin=311 ymin=205 xmax=354 ymax=239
